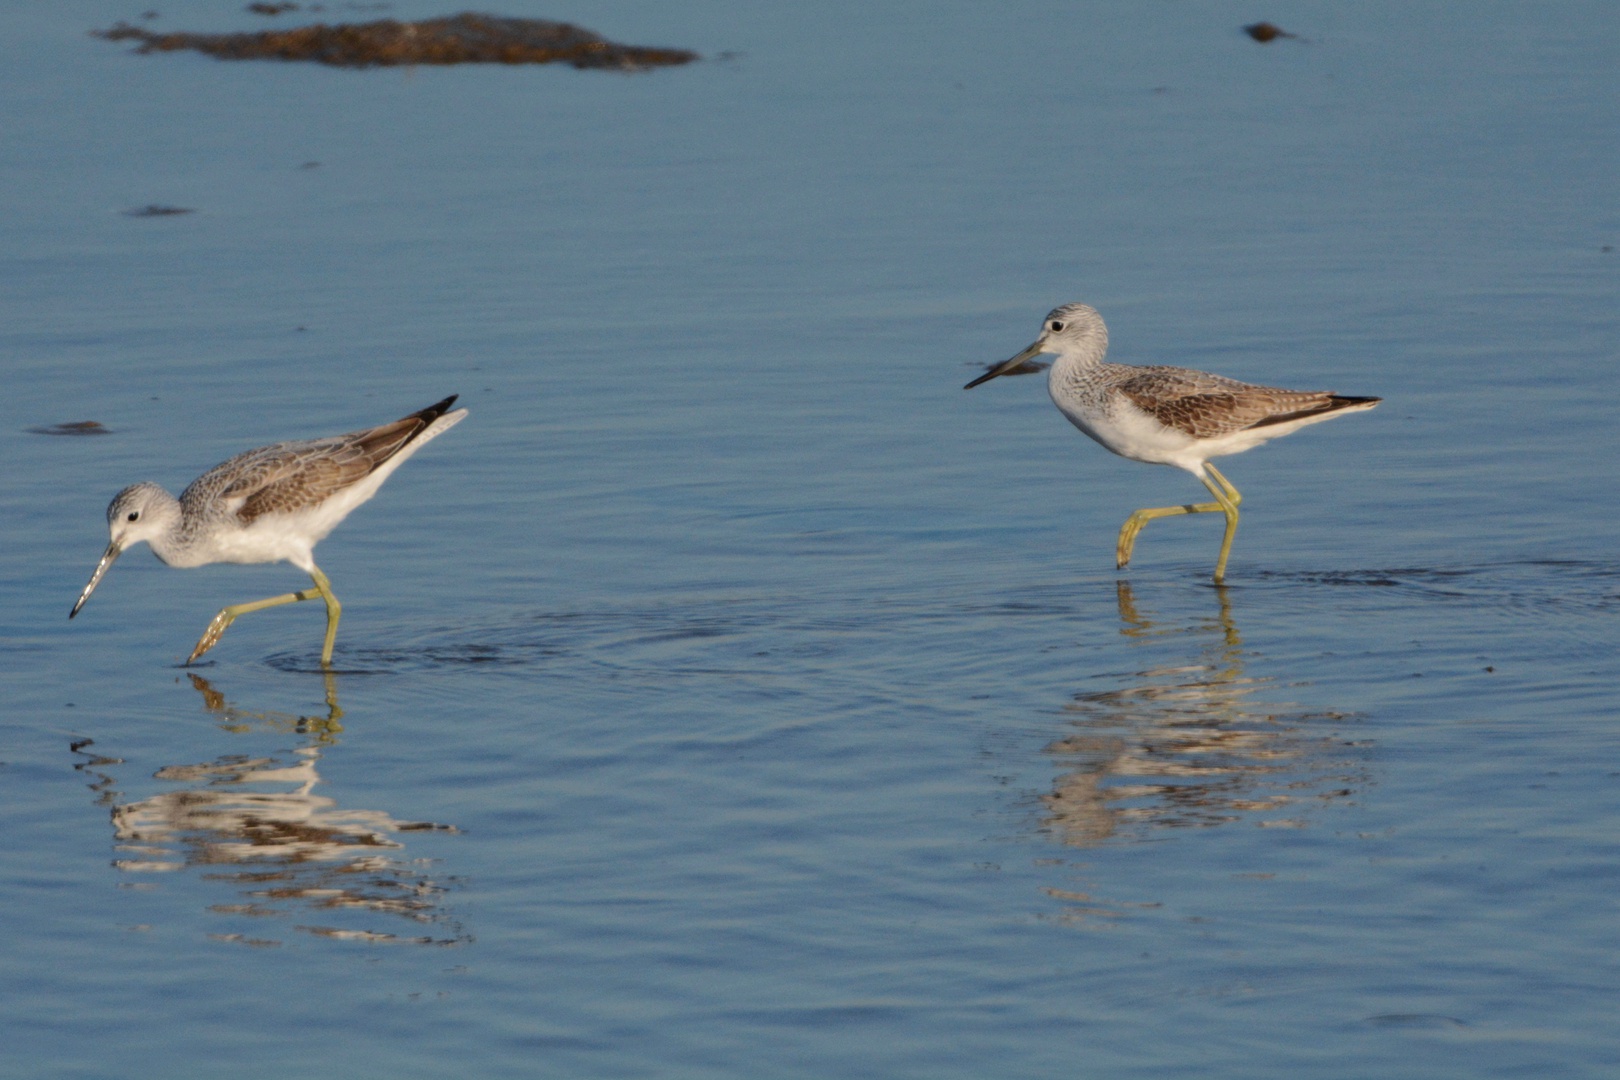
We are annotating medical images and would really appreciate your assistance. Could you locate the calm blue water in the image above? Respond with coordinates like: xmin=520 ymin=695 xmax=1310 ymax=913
xmin=4 ymin=1 xmax=1619 ymax=1077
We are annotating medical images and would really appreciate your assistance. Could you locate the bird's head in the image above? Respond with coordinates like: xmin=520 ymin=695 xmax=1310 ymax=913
xmin=964 ymin=302 xmax=1109 ymax=389
xmin=70 ymin=483 xmax=180 ymax=619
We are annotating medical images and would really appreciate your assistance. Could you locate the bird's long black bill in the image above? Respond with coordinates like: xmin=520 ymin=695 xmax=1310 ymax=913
xmin=964 ymin=340 xmax=1045 ymax=390
xmin=70 ymin=542 xmax=121 ymax=619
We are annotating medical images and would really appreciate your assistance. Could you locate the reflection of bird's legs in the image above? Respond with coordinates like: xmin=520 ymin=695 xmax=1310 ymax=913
xmin=1115 ymin=580 xmax=1146 ymax=631
xmin=321 ymin=670 xmax=344 ymax=724
xmin=1115 ymin=463 xmax=1243 ymax=582
xmin=1212 ymin=580 xmax=1239 ymax=648
xmin=300 ymin=669 xmax=345 ymax=741
xmin=185 ymin=672 xmax=344 ymax=741
xmin=187 ymin=673 xmax=226 ymax=712
xmin=187 ymin=564 xmax=341 ymax=667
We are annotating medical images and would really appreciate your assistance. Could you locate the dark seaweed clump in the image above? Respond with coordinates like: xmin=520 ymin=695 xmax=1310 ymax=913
xmin=1243 ymin=22 xmax=1298 ymax=43
xmin=94 ymin=11 xmax=699 ymax=70
xmin=123 ymin=204 xmax=195 ymax=216
xmin=29 ymin=421 xmax=112 ymax=436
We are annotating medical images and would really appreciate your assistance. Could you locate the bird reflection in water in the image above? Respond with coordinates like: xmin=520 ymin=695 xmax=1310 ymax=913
xmin=1043 ymin=583 xmax=1367 ymax=851
xmin=75 ymin=674 xmax=465 ymax=946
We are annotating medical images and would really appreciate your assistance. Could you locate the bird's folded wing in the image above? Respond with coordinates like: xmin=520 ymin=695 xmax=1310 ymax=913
xmin=226 ymin=414 xmax=432 ymax=522
xmin=216 ymin=443 xmax=368 ymax=523
xmin=1117 ymin=367 xmax=1334 ymax=441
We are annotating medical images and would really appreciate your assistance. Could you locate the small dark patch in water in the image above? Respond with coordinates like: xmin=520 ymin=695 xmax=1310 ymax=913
xmin=1244 ymin=22 xmax=1298 ymax=43
xmin=209 ymin=934 xmax=283 ymax=947
xmin=210 ymin=903 xmax=282 ymax=917
xmin=1256 ymin=567 xmax=1481 ymax=590
xmin=1259 ymin=562 xmax=1620 ymax=618
xmin=1363 ymin=1013 xmax=1468 ymax=1030
xmin=29 ymin=420 xmax=112 ymax=436
xmin=204 ymin=870 xmax=294 ymax=882
xmin=1315 ymin=573 xmax=1400 ymax=587
xmin=267 ymin=640 xmax=563 ymax=673
xmin=295 ymin=924 xmax=468 ymax=946
xmin=262 ymin=656 xmax=385 ymax=675
xmin=247 ymin=2 xmax=299 ymax=14
xmin=94 ymin=12 xmax=700 ymax=70
xmin=123 ymin=204 xmax=194 ymax=216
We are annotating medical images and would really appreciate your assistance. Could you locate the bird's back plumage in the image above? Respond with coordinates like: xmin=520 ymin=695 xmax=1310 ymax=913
xmin=183 ymin=395 xmax=463 ymax=526
xmin=1104 ymin=365 xmax=1378 ymax=443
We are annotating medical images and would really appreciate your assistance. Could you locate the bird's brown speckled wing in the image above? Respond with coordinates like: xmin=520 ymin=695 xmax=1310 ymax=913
xmin=230 ymin=413 xmax=431 ymax=523
xmin=175 ymin=408 xmax=439 ymax=524
xmin=1117 ymin=366 xmax=1349 ymax=440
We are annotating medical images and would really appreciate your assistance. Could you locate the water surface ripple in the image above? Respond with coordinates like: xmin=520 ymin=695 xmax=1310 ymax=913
xmin=4 ymin=1 xmax=1619 ymax=1077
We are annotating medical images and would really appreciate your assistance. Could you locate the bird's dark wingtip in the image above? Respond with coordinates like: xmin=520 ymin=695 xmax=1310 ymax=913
xmin=409 ymin=395 xmax=460 ymax=424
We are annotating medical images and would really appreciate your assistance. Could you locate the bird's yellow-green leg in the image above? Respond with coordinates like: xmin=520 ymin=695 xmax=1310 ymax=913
xmin=1114 ymin=464 xmax=1243 ymax=583
xmin=1116 ymin=500 xmax=1227 ymax=570
xmin=188 ymin=586 xmax=323 ymax=664
xmin=1200 ymin=465 xmax=1242 ymax=584
xmin=1204 ymin=463 xmax=1242 ymax=508
xmin=185 ymin=565 xmax=342 ymax=666
xmin=308 ymin=566 xmax=342 ymax=668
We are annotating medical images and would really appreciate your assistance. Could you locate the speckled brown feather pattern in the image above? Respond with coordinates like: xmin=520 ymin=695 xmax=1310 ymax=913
xmin=175 ymin=397 xmax=458 ymax=527
xmin=1114 ymin=366 xmax=1368 ymax=441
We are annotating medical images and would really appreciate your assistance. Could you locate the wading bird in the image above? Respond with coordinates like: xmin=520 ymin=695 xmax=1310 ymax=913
xmin=966 ymin=304 xmax=1377 ymax=581
xmin=71 ymin=395 xmax=467 ymax=665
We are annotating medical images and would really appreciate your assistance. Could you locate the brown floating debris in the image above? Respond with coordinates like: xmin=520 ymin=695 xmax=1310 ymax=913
xmin=1243 ymin=22 xmax=1298 ymax=43
xmin=94 ymin=11 xmax=700 ymax=70
xmin=30 ymin=421 xmax=113 ymax=436
xmin=247 ymin=2 xmax=300 ymax=14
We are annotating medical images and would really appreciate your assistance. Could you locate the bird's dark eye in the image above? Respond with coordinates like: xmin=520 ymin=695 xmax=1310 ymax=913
xmin=127 ymin=512 xmax=139 ymax=521
xmin=1050 ymin=320 xmax=1065 ymax=332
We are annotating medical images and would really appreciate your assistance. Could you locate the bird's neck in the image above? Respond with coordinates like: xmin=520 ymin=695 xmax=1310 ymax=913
xmin=1049 ymin=340 xmax=1108 ymax=382
xmin=145 ymin=490 xmax=189 ymax=565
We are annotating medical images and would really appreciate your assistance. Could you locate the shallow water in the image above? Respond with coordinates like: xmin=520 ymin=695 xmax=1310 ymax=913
xmin=4 ymin=1 xmax=1619 ymax=1077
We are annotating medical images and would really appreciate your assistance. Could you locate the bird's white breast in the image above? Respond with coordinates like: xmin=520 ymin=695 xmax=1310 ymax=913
xmin=1049 ymin=379 xmax=1199 ymax=468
